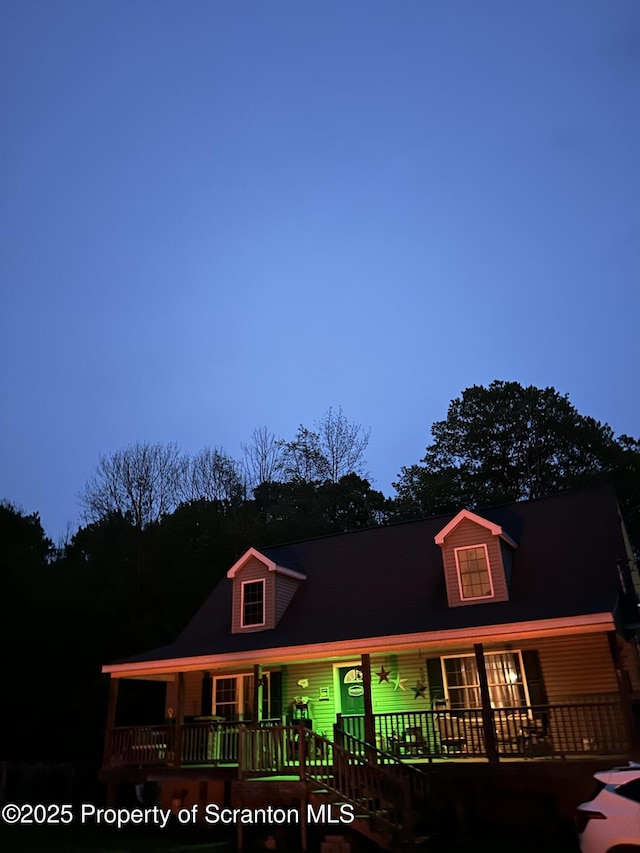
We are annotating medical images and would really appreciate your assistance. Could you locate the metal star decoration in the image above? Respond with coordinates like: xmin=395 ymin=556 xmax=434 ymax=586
xmin=392 ymin=673 xmax=407 ymax=691
xmin=376 ymin=666 xmax=390 ymax=684
xmin=412 ymin=682 xmax=427 ymax=700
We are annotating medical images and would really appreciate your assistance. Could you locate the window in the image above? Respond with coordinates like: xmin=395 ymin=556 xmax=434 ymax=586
xmin=454 ymin=544 xmax=494 ymax=600
xmin=442 ymin=652 xmax=528 ymax=709
xmin=616 ymin=779 xmax=640 ymax=803
xmin=213 ymin=673 xmax=272 ymax=720
xmin=241 ymin=579 xmax=265 ymax=627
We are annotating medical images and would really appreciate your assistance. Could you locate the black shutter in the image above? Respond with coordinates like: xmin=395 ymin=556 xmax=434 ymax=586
xmin=521 ymin=650 xmax=548 ymax=706
xmin=426 ymin=658 xmax=445 ymax=706
xmin=267 ymin=671 xmax=283 ymax=721
xmin=200 ymin=673 xmax=213 ymax=716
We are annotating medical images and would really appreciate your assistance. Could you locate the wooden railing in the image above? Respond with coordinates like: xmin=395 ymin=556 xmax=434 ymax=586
xmin=107 ymin=718 xmax=281 ymax=768
xmin=339 ymin=699 xmax=629 ymax=761
xmin=334 ymin=728 xmax=431 ymax=811
xmin=106 ymin=700 xmax=629 ymax=769
xmin=239 ymin=724 xmax=330 ymax=776
xmin=108 ymin=724 xmax=175 ymax=767
xmin=303 ymin=728 xmax=414 ymax=839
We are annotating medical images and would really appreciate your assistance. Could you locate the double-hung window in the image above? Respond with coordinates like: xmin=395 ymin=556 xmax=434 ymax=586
xmin=454 ymin=544 xmax=494 ymax=600
xmin=213 ymin=673 xmax=272 ymax=720
xmin=241 ymin=579 xmax=265 ymax=628
xmin=442 ymin=651 xmax=528 ymax=709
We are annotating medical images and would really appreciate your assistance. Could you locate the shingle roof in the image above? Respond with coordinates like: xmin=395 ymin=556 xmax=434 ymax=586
xmin=121 ymin=484 xmax=627 ymax=664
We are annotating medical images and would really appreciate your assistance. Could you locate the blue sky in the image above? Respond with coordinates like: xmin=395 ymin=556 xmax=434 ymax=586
xmin=1 ymin=0 xmax=638 ymax=542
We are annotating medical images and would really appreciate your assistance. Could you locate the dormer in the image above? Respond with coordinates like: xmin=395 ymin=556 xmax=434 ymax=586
xmin=227 ymin=547 xmax=306 ymax=633
xmin=434 ymin=510 xmax=517 ymax=607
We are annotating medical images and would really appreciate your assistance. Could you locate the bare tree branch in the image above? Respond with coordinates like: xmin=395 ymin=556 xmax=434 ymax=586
xmin=241 ymin=426 xmax=285 ymax=490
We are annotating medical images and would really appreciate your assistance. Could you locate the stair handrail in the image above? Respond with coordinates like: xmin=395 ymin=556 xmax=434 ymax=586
xmin=334 ymin=725 xmax=432 ymax=810
xmin=300 ymin=727 xmax=413 ymax=838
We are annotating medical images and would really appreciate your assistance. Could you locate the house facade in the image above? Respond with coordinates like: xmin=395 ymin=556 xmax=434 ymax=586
xmin=101 ymin=485 xmax=640 ymax=842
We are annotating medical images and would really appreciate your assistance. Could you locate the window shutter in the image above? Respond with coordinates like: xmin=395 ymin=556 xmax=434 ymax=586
xmin=521 ymin=650 xmax=548 ymax=706
xmin=426 ymin=658 xmax=445 ymax=706
xmin=200 ymin=673 xmax=213 ymax=716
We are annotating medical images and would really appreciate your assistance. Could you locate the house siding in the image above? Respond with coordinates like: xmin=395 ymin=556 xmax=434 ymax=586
xmin=518 ymin=634 xmax=617 ymax=701
xmin=231 ymin=557 xmax=275 ymax=633
xmin=500 ymin=540 xmax=513 ymax=590
xmin=162 ymin=633 xmax=621 ymax=723
xmin=440 ymin=518 xmax=509 ymax=607
xmin=165 ymin=672 xmax=203 ymax=718
xmin=275 ymin=574 xmax=300 ymax=624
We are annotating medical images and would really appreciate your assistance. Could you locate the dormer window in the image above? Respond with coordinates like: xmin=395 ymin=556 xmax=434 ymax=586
xmin=241 ymin=580 xmax=265 ymax=628
xmin=228 ymin=547 xmax=307 ymax=633
xmin=435 ymin=509 xmax=517 ymax=608
xmin=455 ymin=545 xmax=494 ymax=600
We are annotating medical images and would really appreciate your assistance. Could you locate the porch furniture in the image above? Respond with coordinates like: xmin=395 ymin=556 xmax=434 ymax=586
xmin=437 ymin=714 xmax=466 ymax=754
xmin=519 ymin=716 xmax=553 ymax=756
xmin=401 ymin=726 xmax=429 ymax=756
xmin=494 ymin=711 xmax=528 ymax=753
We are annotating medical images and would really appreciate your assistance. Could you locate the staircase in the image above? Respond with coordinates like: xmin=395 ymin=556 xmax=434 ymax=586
xmin=238 ymin=725 xmax=433 ymax=850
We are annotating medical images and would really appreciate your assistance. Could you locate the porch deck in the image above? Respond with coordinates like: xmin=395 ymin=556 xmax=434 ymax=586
xmin=103 ymin=700 xmax=630 ymax=771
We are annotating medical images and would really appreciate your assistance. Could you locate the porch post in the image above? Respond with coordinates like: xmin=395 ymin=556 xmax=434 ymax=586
xmin=102 ymin=676 xmax=119 ymax=770
xmin=361 ymin=653 xmax=377 ymax=760
xmin=252 ymin=664 xmax=263 ymax=727
xmin=103 ymin=676 xmax=119 ymax=808
xmin=474 ymin=644 xmax=499 ymax=764
xmin=172 ymin=672 xmax=185 ymax=767
xmin=607 ymin=631 xmax=639 ymax=758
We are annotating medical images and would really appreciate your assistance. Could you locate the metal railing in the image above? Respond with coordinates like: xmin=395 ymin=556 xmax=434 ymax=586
xmin=339 ymin=700 xmax=629 ymax=761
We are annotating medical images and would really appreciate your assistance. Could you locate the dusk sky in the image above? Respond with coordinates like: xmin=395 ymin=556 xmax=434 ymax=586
xmin=1 ymin=1 xmax=638 ymax=543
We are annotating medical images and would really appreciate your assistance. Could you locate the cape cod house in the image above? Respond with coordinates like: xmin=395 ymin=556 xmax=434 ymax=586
xmin=101 ymin=484 xmax=640 ymax=846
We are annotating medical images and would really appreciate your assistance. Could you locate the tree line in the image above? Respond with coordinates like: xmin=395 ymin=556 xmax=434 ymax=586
xmin=77 ymin=406 xmax=372 ymax=530
xmin=1 ymin=382 xmax=639 ymax=765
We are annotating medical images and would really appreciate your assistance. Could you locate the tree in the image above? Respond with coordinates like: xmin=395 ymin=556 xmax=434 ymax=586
xmin=315 ymin=406 xmax=370 ymax=483
xmin=78 ymin=442 xmax=184 ymax=529
xmin=241 ymin=426 xmax=285 ymax=490
xmin=393 ymin=382 xmax=639 ymax=533
xmin=279 ymin=408 xmax=370 ymax=484
xmin=280 ymin=426 xmax=329 ymax=482
xmin=0 ymin=501 xmax=54 ymax=608
xmin=251 ymin=474 xmax=388 ymax=541
xmin=180 ymin=447 xmax=244 ymax=506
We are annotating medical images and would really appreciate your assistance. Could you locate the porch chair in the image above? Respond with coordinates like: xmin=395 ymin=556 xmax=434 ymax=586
xmin=437 ymin=714 xmax=466 ymax=754
xmin=401 ymin=726 xmax=428 ymax=756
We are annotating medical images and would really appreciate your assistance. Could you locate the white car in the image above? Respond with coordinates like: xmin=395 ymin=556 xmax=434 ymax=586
xmin=576 ymin=763 xmax=640 ymax=853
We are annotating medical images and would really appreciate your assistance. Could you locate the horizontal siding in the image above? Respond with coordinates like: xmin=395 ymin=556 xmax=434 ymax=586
xmin=519 ymin=634 xmax=617 ymax=701
xmin=370 ymin=652 xmax=432 ymax=712
xmin=162 ymin=633 xmax=621 ymax=725
xmin=164 ymin=672 xmax=202 ymax=717
xmin=281 ymin=660 xmax=337 ymax=735
xmin=275 ymin=575 xmax=300 ymax=624
xmin=231 ymin=558 xmax=275 ymax=633
xmin=282 ymin=653 xmax=437 ymax=734
xmin=441 ymin=518 xmax=509 ymax=607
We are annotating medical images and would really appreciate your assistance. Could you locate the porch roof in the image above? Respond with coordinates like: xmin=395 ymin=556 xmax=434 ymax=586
xmin=115 ymin=484 xmax=627 ymax=667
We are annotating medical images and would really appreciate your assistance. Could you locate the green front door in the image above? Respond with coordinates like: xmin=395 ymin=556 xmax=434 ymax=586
xmin=338 ymin=665 xmax=365 ymax=715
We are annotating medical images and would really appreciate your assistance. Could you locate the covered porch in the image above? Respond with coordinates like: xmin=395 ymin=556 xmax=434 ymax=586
xmin=102 ymin=624 xmax=639 ymax=775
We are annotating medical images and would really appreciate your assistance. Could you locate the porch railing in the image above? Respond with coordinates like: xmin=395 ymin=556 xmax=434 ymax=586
xmin=108 ymin=724 xmax=176 ymax=767
xmin=106 ymin=700 xmax=629 ymax=769
xmin=339 ymin=699 xmax=629 ymax=761
xmin=107 ymin=718 xmax=281 ymax=768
